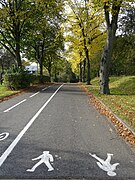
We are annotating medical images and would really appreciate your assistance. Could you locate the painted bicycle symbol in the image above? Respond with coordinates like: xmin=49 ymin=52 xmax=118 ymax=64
xmin=0 ymin=132 xmax=9 ymax=141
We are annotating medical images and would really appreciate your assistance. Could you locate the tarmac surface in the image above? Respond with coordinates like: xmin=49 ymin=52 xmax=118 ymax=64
xmin=0 ymin=83 xmax=135 ymax=179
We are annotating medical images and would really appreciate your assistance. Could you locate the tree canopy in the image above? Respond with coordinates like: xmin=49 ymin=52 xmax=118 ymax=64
xmin=0 ymin=0 xmax=134 ymax=88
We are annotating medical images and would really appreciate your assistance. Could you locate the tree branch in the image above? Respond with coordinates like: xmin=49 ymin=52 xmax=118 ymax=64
xmin=104 ymin=1 xmax=110 ymax=27
xmin=0 ymin=30 xmax=16 ymax=53
xmin=111 ymin=0 xmax=122 ymax=32
xmin=0 ymin=41 xmax=15 ymax=58
xmin=88 ymin=32 xmax=105 ymax=43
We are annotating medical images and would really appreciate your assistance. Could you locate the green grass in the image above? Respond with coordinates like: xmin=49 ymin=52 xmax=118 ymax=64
xmin=85 ymin=76 xmax=135 ymax=131
xmin=0 ymin=84 xmax=19 ymax=99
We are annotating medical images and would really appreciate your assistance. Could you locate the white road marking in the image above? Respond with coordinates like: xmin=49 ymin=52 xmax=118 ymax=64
xmin=55 ymin=155 xmax=61 ymax=160
xmin=29 ymin=91 xmax=40 ymax=98
xmin=89 ymin=153 xmax=119 ymax=177
xmin=0 ymin=133 xmax=9 ymax=141
xmin=0 ymin=84 xmax=63 ymax=167
xmin=42 ymin=85 xmax=53 ymax=91
xmin=26 ymin=151 xmax=54 ymax=172
xmin=3 ymin=99 xmax=27 ymax=113
xmin=42 ymin=87 xmax=47 ymax=91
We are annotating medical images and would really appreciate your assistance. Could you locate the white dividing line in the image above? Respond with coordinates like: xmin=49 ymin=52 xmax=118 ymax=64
xmin=42 ymin=85 xmax=52 ymax=91
xmin=3 ymin=99 xmax=27 ymax=113
xmin=42 ymin=87 xmax=47 ymax=91
xmin=29 ymin=91 xmax=40 ymax=98
xmin=0 ymin=84 xmax=63 ymax=167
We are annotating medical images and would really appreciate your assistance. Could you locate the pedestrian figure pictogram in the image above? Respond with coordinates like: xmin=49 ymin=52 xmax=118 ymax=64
xmin=27 ymin=151 xmax=54 ymax=172
xmin=89 ymin=153 xmax=119 ymax=176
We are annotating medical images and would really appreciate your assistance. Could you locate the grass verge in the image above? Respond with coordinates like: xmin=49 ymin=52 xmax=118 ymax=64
xmin=84 ymin=76 xmax=135 ymax=131
xmin=0 ymin=84 xmax=20 ymax=99
xmin=0 ymin=83 xmax=53 ymax=102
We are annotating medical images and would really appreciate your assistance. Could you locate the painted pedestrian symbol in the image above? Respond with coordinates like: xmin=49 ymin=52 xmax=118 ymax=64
xmin=89 ymin=153 xmax=119 ymax=176
xmin=0 ymin=132 xmax=9 ymax=141
xmin=27 ymin=151 xmax=54 ymax=172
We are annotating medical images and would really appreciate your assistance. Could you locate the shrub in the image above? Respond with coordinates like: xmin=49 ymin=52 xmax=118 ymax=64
xmin=4 ymin=67 xmax=34 ymax=90
xmin=32 ymin=75 xmax=50 ymax=84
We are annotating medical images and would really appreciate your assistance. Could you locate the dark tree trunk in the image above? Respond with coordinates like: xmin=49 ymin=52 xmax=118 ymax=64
xmin=79 ymin=61 xmax=82 ymax=82
xmin=99 ymin=1 xmax=122 ymax=94
xmin=15 ymin=40 xmax=22 ymax=69
xmin=37 ymin=38 xmax=45 ymax=83
xmin=54 ymin=69 xmax=58 ymax=82
xmin=39 ymin=61 xmax=43 ymax=83
xmin=83 ymin=58 xmax=86 ymax=82
xmin=13 ymin=1 xmax=22 ymax=69
xmin=86 ymin=48 xmax=91 ymax=85
xmin=48 ymin=60 xmax=52 ymax=82
xmin=36 ymin=45 xmax=43 ymax=83
xmin=78 ymin=23 xmax=91 ymax=85
xmin=0 ymin=73 xmax=3 ymax=85
xmin=79 ymin=52 xmax=83 ymax=82
xmin=99 ymin=28 xmax=114 ymax=94
xmin=83 ymin=33 xmax=91 ymax=85
xmin=0 ymin=64 xmax=4 ymax=85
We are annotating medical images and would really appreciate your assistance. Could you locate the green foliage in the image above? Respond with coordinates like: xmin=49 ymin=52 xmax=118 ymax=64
xmin=23 ymin=0 xmax=65 ymax=81
xmin=0 ymin=0 xmax=65 ymax=77
xmin=0 ymin=49 xmax=16 ymax=70
xmin=58 ymin=72 xmax=78 ymax=83
xmin=119 ymin=3 xmax=135 ymax=36
xmin=111 ymin=36 xmax=135 ymax=76
xmin=32 ymin=75 xmax=50 ymax=84
xmin=4 ymin=67 xmax=33 ymax=90
xmin=0 ymin=0 xmax=35 ymax=67
xmin=58 ymin=61 xmax=78 ymax=83
xmin=64 ymin=0 xmax=106 ymax=83
xmin=111 ymin=4 xmax=135 ymax=76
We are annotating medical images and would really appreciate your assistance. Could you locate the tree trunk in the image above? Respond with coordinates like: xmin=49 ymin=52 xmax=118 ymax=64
xmin=0 ymin=64 xmax=4 ymax=85
xmin=100 ymin=28 xmax=117 ymax=94
xmin=48 ymin=66 xmax=51 ymax=82
xmin=15 ymin=41 xmax=22 ymax=69
xmin=99 ymin=1 xmax=122 ymax=94
xmin=15 ymin=23 xmax=22 ymax=69
xmin=79 ymin=23 xmax=91 ymax=85
xmin=39 ymin=60 xmax=44 ymax=83
xmin=0 ymin=71 xmax=4 ymax=85
xmin=36 ymin=45 xmax=43 ymax=83
xmin=79 ymin=61 xmax=82 ymax=82
xmin=83 ymin=38 xmax=91 ymax=85
xmin=0 ymin=73 xmax=3 ymax=85
xmin=83 ymin=58 xmax=86 ymax=82
xmin=36 ymin=47 xmax=43 ymax=83
xmin=48 ymin=58 xmax=52 ymax=82
xmin=14 ymin=7 xmax=22 ymax=69
xmin=86 ymin=48 xmax=91 ymax=85
xmin=54 ymin=70 xmax=58 ymax=82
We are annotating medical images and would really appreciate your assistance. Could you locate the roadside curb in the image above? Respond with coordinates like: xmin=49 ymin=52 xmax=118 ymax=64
xmin=0 ymin=91 xmax=24 ymax=103
xmin=80 ymin=84 xmax=135 ymax=148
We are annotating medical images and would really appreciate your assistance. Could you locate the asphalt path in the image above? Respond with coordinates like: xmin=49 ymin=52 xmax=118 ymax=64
xmin=0 ymin=83 xmax=135 ymax=179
